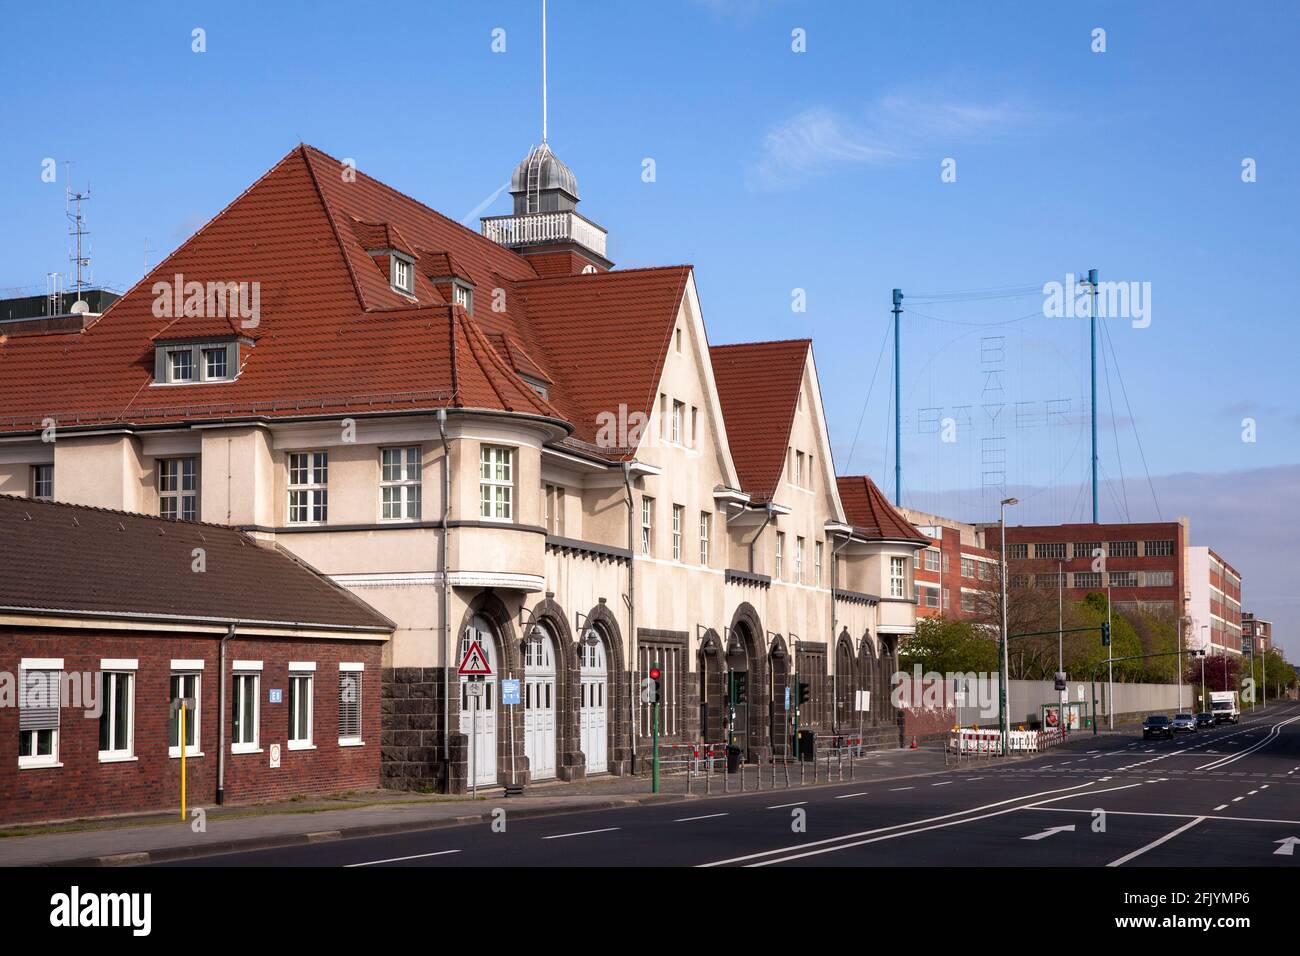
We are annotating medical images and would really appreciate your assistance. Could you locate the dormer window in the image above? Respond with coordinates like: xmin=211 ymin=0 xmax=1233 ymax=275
xmin=203 ymin=347 xmax=228 ymax=379
xmin=392 ymin=254 xmax=414 ymax=295
xmin=169 ymin=349 xmax=194 ymax=382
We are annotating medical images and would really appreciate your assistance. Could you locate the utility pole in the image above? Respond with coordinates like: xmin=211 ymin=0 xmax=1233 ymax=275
xmin=1107 ymin=583 xmax=1114 ymax=729
xmin=1058 ymin=559 xmax=1066 ymax=723
xmin=998 ymin=497 xmax=1018 ymax=755
xmin=892 ymin=288 xmax=904 ymax=506
xmin=1084 ymin=268 xmax=1099 ymax=523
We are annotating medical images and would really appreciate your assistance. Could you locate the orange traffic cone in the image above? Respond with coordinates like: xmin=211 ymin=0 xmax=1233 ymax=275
xmin=910 ymin=735 xmax=919 ymax=749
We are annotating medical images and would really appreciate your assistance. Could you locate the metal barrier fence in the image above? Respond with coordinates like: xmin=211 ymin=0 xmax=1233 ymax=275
xmin=944 ymin=726 xmax=1071 ymax=764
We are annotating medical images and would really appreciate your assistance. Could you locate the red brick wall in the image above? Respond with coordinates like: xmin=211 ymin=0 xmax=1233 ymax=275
xmin=0 ymin=627 xmax=383 ymax=825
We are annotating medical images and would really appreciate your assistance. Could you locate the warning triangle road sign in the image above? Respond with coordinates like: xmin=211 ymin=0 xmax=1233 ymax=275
xmin=457 ymin=640 xmax=493 ymax=676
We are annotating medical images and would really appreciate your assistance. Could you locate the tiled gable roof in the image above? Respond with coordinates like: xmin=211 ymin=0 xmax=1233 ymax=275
xmin=836 ymin=474 xmax=928 ymax=542
xmin=0 ymin=495 xmax=393 ymax=632
xmin=709 ymin=339 xmax=810 ymax=503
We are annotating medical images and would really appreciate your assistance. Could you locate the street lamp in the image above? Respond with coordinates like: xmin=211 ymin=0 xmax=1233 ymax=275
xmin=1200 ymin=624 xmax=1208 ymax=711
xmin=999 ymin=497 xmax=1018 ymax=756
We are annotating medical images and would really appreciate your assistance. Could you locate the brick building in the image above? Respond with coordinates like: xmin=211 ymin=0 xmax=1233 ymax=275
xmin=0 ymin=496 xmax=392 ymax=824
xmin=898 ymin=508 xmax=999 ymax=619
xmin=1242 ymin=613 xmax=1272 ymax=656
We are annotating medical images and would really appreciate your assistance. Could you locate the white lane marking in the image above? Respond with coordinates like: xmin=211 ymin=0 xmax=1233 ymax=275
xmin=675 ymin=813 xmax=729 ymax=822
xmin=346 ymin=849 xmax=462 ymax=867
xmin=889 ymin=786 xmax=915 ymax=792
xmin=1031 ymin=806 xmax=1300 ymax=826
xmin=1022 ymin=824 xmax=1076 ymax=841
xmin=1215 ymin=804 xmax=1229 ymax=811
xmin=744 ymin=783 xmax=1145 ymax=868
xmin=767 ymin=801 xmax=807 ymax=809
xmin=542 ymin=827 xmax=620 ymax=840
xmin=834 ymin=792 xmax=870 ymax=799
xmin=1232 ymin=797 xmax=1245 ymax=802
xmin=699 ymin=780 xmax=1105 ymax=867
xmin=1196 ymin=717 xmax=1300 ymax=770
xmin=932 ymin=781 xmax=953 ymax=787
xmin=966 ymin=777 xmax=985 ymax=781
xmin=1107 ymin=817 xmax=1205 ymax=867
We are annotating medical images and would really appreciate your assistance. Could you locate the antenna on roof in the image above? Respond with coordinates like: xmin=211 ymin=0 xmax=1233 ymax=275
xmin=541 ymin=0 xmax=548 ymax=143
xmin=65 ymin=162 xmax=92 ymax=308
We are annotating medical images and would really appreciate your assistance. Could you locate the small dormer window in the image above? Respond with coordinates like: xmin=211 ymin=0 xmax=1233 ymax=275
xmin=169 ymin=349 xmax=194 ymax=382
xmin=392 ymin=255 xmax=414 ymax=295
xmin=204 ymin=347 xmax=228 ymax=379
xmin=453 ymin=283 xmax=473 ymax=313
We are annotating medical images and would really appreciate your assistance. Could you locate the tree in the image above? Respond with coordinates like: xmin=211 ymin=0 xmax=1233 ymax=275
xmin=1184 ymin=653 xmax=1240 ymax=694
xmin=900 ymin=616 xmax=998 ymax=675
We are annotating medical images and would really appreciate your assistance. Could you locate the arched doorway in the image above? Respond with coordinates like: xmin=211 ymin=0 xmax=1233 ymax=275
xmin=524 ymin=623 xmax=558 ymax=780
xmin=698 ymin=631 xmax=724 ymax=744
xmin=835 ymin=632 xmax=857 ymax=733
xmin=460 ymin=615 xmax=499 ymax=787
xmin=579 ymin=630 xmax=608 ymax=774
xmin=859 ymin=633 xmax=878 ymax=730
xmin=769 ymin=635 xmax=790 ymax=756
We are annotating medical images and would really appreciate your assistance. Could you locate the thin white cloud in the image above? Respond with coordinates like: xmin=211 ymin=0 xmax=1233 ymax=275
xmin=748 ymin=95 xmax=1034 ymax=191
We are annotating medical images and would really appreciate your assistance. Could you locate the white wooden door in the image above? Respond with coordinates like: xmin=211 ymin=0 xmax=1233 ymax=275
xmin=460 ymin=618 xmax=498 ymax=787
xmin=524 ymin=628 xmax=557 ymax=780
xmin=580 ymin=638 xmax=608 ymax=774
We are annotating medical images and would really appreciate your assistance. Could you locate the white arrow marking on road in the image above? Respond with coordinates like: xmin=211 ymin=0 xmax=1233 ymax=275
xmin=1274 ymin=837 xmax=1300 ymax=857
xmin=1022 ymin=824 xmax=1076 ymax=841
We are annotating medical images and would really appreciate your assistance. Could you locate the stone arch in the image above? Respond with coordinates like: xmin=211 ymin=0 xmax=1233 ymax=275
xmin=452 ymin=590 xmax=520 ymax=791
xmin=579 ymin=600 xmax=628 ymax=775
xmin=835 ymin=628 xmax=858 ymax=732
xmin=697 ymin=628 xmax=725 ymax=744
xmin=726 ymin=602 xmax=768 ymax=760
xmin=768 ymin=633 xmax=791 ymax=755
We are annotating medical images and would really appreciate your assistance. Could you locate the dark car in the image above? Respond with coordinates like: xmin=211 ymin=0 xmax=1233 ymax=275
xmin=1142 ymin=714 xmax=1174 ymax=740
xmin=1172 ymin=713 xmax=1197 ymax=733
xmin=1195 ymin=712 xmax=1215 ymax=729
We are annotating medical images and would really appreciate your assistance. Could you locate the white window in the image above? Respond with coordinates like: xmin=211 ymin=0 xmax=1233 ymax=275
xmin=232 ymin=671 xmax=260 ymax=752
xmin=1007 ymin=543 xmax=1028 ymax=560
xmin=890 ymin=556 xmax=907 ymax=598
xmin=159 ymin=457 xmax=198 ymax=521
xmin=962 ymin=591 xmax=976 ymax=613
xmin=453 ymin=284 xmax=473 ymax=312
xmin=18 ymin=665 xmax=61 ymax=769
xmin=795 ymin=451 xmax=804 ymax=486
xmin=381 ymin=446 xmax=422 ymax=520
xmin=671 ymin=504 xmax=683 ymax=560
xmin=31 ymin=463 xmax=53 ymax=500
xmin=479 ymin=445 xmax=513 ymax=520
xmin=1145 ymin=570 xmax=1174 ymax=587
xmin=961 ymin=556 xmax=975 ymax=579
xmin=289 ymin=672 xmax=314 ymax=749
xmin=99 ymin=669 xmax=135 ymax=761
xmin=699 ymin=511 xmax=710 ymax=565
xmin=796 ymin=536 xmax=805 ymax=584
xmin=203 ymin=347 xmax=228 ymax=380
xmin=690 ymin=406 xmax=698 ymax=446
xmin=671 ymin=400 xmax=683 ymax=444
xmin=1108 ymin=540 xmax=1138 ymax=558
xmin=544 ymin=483 xmax=566 ymax=535
xmin=641 ymin=496 xmax=654 ymax=555
xmin=925 ymin=548 xmax=940 ymax=572
xmin=392 ymin=255 xmax=413 ymax=294
xmin=775 ymin=532 xmax=785 ymax=579
xmin=169 ymin=349 xmax=193 ymax=382
xmin=1144 ymin=539 xmax=1175 ymax=557
xmin=815 ymin=541 xmax=823 ymax=586
xmin=339 ymin=665 xmax=363 ymax=745
xmin=288 ymin=451 xmax=328 ymax=523
xmin=169 ymin=672 xmax=201 ymax=757
xmin=1035 ymin=542 xmax=1066 ymax=560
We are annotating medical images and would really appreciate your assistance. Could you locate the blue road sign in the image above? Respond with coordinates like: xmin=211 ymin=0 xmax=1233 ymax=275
xmin=501 ymin=679 xmax=521 ymax=706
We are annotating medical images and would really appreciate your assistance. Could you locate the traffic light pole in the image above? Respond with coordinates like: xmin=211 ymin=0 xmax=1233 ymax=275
xmin=792 ymin=670 xmax=800 ymax=761
xmin=652 ymin=700 xmax=660 ymax=794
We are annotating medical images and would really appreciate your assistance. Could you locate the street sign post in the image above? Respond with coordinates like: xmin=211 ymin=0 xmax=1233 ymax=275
xmin=170 ymin=696 xmax=196 ymax=821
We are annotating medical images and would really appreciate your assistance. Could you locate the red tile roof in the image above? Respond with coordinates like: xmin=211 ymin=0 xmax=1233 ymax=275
xmin=836 ymin=475 xmax=928 ymax=542
xmin=0 ymin=144 xmax=692 ymax=449
xmin=0 ymin=495 xmax=393 ymax=632
xmin=709 ymin=340 xmax=810 ymax=503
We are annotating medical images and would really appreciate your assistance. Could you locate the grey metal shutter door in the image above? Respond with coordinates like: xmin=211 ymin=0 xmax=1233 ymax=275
xmin=20 ymin=670 xmax=60 ymax=731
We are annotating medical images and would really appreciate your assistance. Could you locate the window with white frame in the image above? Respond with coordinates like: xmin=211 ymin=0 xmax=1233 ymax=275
xmin=1034 ymin=542 xmax=1066 ymax=560
xmin=796 ymin=536 xmax=805 ymax=584
xmin=1144 ymin=539 xmax=1175 ymax=557
xmin=18 ymin=664 xmax=61 ymax=768
xmin=478 ymin=445 xmax=513 ymax=520
xmin=699 ymin=511 xmax=710 ymax=565
xmin=1145 ymin=570 xmax=1174 ymax=587
xmin=961 ymin=591 xmax=977 ymax=613
xmin=1108 ymin=540 xmax=1138 ymax=558
xmin=671 ymin=504 xmax=683 ymax=560
xmin=924 ymin=548 xmax=940 ymax=572
xmin=1007 ymin=543 xmax=1028 ymax=560
xmin=159 ymin=457 xmax=198 ymax=521
xmin=31 ymin=463 xmax=53 ymax=500
xmin=1108 ymin=571 xmax=1138 ymax=588
xmin=99 ymin=666 xmax=135 ymax=761
xmin=890 ymin=556 xmax=907 ymax=598
xmin=169 ymin=349 xmax=194 ymax=382
xmin=775 ymin=532 xmax=784 ymax=579
xmin=339 ymin=665 xmax=363 ymax=744
xmin=1074 ymin=541 xmax=1102 ymax=559
xmin=1073 ymin=571 xmax=1102 ymax=589
xmin=960 ymin=556 xmax=975 ymax=579
xmin=392 ymin=255 xmax=414 ymax=294
xmin=288 ymin=451 xmax=328 ymax=523
xmin=795 ymin=451 xmax=804 ymax=486
xmin=690 ymin=406 xmax=698 ymax=446
xmin=544 ymin=483 xmax=566 ymax=535
xmin=203 ymin=347 xmax=228 ymax=380
xmin=169 ymin=671 xmax=201 ymax=757
xmin=815 ymin=541 xmax=823 ymax=586
xmin=641 ymin=496 xmax=653 ymax=555
xmin=671 ymin=400 xmax=683 ymax=444
xmin=453 ymin=284 xmax=473 ymax=313
xmin=288 ymin=669 xmax=313 ymax=749
xmin=380 ymin=446 xmax=422 ymax=520
xmin=232 ymin=669 xmax=260 ymax=752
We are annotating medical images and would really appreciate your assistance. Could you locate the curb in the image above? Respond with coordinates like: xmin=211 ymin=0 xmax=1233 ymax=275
xmin=41 ymin=794 xmax=688 ymax=867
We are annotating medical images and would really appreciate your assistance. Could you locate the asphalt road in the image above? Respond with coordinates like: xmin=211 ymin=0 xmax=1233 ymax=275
xmin=162 ymin=701 xmax=1300 ymax=868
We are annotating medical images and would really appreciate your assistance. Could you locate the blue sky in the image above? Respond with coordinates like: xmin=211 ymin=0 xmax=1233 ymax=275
xmin=2 ymin=1 xmax=1297 ymax=653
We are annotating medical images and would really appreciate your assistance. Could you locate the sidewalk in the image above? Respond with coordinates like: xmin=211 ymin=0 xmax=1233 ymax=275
xmin=1 ymin=748 xmax=944 ymax=867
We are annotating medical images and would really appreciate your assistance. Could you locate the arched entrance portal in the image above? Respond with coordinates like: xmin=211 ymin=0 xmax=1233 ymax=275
xmin=698 ymin=631 xmax=725 ymax=744
xmin=835 ymin=633 xmax=857 ymax=732
xmin=724 ymin=607 xmax=765 ymax=760
xmin=769 ymin=636 xmax=790 ymax=757
xmin=524 ymin=623 xmax=558 ymax=780
xmin=579 ymin=632 xmax=608 ymax=774
xmin=460 ymin=615 xmax=499 ymax=787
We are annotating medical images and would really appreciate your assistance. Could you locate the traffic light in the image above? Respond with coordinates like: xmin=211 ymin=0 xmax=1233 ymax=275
xmin=731 ymin=671 xmax=748 ymax=705
xmin=639 ymin=677 xmax=656 ymax=704
xmin=796 ymin=681 xmax=811 ymax=707
xmin=649 ymin=663 xmax=663 ymax=702
xmin=1101 ymin=622 xmax=1111 ymax=646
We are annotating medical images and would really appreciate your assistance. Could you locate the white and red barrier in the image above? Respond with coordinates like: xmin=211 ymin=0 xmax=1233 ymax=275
xmin=949 ymin=726 xmax=1070 ymax=755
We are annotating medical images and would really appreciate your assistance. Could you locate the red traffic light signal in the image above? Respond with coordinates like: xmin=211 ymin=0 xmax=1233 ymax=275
xmin=648 ymin=666 xmax=662 ymax=681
